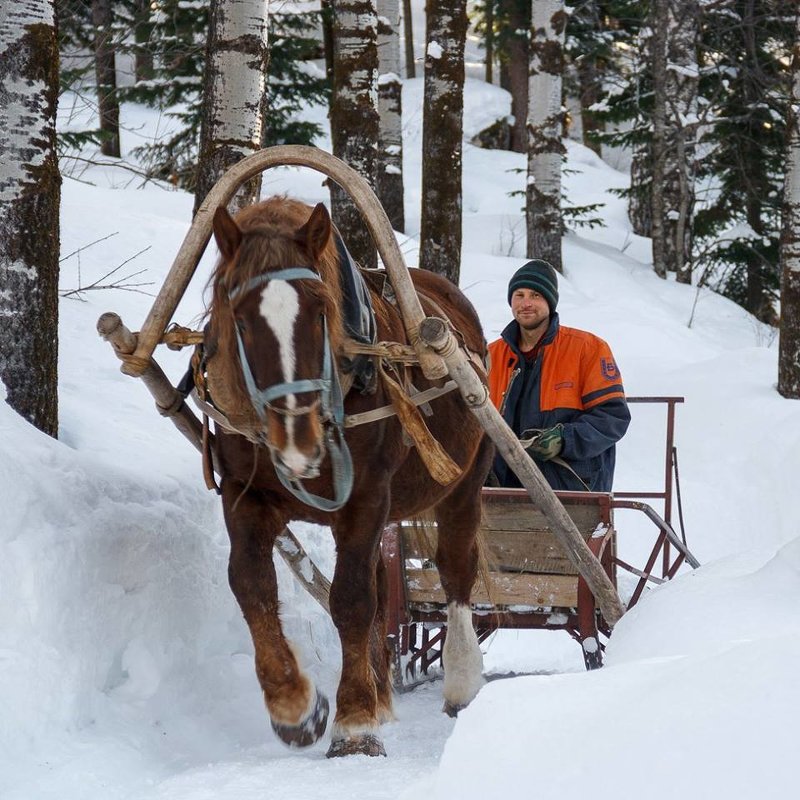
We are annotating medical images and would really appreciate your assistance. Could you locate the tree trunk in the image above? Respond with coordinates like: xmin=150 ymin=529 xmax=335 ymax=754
xmin=485 ymin=0 xmax=494 ymax=84
xmin=575 ymin=0 xmax=603 ymax=157
xmin=320 ymin=0 xmax=335 ymax=88
xmin=0 ymin=0 xmax=61 ymax=437
xmin=526 ymin=0 xmax=566 ymax=271
xmin=663 ymin=0 xmax=698 ymax=285
xmin=650 ymin=0 xmax=668 ymax=278
xmin=402 ymin=0 xmax=415 ymax=78
xmin=419 ymin=0 xmax=467 ymax=284
xmin=377 ymin=0 xmax=405 ymax=232
xmin=133 ymin=0 xmax=155 ymax=83
xmin=506 ymin=0 xmax=529 ymax=154
xmin=194 ymin=0 xmax=269 ymax=216
xmin=779 ymin=9 xmax=800 ymax=398
xmin=330 ymin=0 xmax=380 ymax=269
xmin=92 ymin=0 xmax=121 ymax=157
xmin=629 ymin=141 xmax=652 ymax=236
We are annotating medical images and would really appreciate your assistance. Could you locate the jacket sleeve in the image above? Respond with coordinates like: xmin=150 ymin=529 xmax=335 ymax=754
xmin=560 ymin=337 xmax=631 ymax=461
xmin=560 ymin=397 xmax=631 ymax=461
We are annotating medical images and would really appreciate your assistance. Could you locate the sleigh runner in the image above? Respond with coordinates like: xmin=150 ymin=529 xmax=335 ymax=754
xmin=98 ymin=146 xmax=697 ymax=756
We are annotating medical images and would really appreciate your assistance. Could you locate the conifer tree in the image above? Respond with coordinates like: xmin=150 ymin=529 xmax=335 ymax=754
xmin=694 ymin=0 xmax=793 ymax=323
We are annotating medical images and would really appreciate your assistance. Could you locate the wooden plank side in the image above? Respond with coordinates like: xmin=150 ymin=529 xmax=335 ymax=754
xmin=482 ymin=501 xmax=603 ymax=534
xmin=402 ymin=522 xmax=613 ymax=576
xmin=406 ymin=568 xmax=579 ymax=609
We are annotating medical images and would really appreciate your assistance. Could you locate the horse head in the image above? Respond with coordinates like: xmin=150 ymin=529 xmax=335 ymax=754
xmin=209 ymin=200 xmax=343 ymax=482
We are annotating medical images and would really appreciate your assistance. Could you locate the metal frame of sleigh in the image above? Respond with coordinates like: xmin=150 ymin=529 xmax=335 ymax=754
xmin=98 ymin=146 xmax=699 ymax=687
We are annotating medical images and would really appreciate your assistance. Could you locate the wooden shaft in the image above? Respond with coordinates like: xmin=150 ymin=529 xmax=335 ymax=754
xmin=96 ymin=312 xmax=332 ymax=613
xmin=127 ymin=145 xmax=446 ymax=380
xmin=418 ymin=316 xmax=625 ymax=627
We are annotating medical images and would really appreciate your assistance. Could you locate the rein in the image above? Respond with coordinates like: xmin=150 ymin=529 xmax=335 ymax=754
xmin=228 ymin=267 xmax=354 ymax=512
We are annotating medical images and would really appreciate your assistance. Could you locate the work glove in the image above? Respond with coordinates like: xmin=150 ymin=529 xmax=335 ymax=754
xmin=520 ymin=424 xmax=564 ymax=462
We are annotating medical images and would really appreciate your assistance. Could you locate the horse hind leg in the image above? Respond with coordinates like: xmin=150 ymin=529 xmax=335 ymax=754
xmin=434 ymin=436 xmax=494 ymax=716
xmin=221 ymin=480 xmax=329 ymax=748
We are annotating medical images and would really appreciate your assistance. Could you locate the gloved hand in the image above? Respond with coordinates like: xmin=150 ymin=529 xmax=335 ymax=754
xmin=520 ymin=424 xmax=564 ymax=462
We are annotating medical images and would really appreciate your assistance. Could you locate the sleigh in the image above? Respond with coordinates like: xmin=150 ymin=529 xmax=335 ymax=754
xmin=382 ymin=397 xmax=698 ymax=681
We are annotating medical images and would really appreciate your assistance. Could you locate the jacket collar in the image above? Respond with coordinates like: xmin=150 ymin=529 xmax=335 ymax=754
xmin=501 ymin=312 xmax=560 ymax=358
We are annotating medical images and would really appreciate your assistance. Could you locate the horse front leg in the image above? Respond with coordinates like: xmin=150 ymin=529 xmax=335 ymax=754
xmin=327 ymin=496 xmax=393 ymax=758
xmin=434 ymin=436 xmax=495 ymax=716
xmin=221 ymin=479 xmax=329 ymax=748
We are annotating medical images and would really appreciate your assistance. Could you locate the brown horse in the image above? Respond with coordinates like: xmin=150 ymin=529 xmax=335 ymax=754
xmin=204 ymin=196 xmax=493 ymax=757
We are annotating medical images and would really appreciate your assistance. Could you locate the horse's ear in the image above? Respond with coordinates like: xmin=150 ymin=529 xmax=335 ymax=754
xmin=296 ymin=203 xmax=331 ymax=260
xmin=212 ymin=206 xmax=242 ymax=261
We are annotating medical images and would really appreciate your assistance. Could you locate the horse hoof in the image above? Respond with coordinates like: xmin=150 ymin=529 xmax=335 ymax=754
xmin=271 ymin=691 xmax=329 ymax=748
xmin=442 ymin=700 xmax=466 ymax=718
xmin=326 ymin=733 xmax=386 ymax=758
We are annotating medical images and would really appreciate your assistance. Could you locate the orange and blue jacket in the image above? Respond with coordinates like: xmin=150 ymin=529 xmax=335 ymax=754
xmin=488 ymin=314 xmax=630 ymax=491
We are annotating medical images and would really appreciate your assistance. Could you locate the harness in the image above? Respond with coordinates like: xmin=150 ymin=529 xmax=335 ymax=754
xmin=228 ymin=267 xmax=354 ymax=512
xmin=174 ymin=269 xmax=488 ymax=509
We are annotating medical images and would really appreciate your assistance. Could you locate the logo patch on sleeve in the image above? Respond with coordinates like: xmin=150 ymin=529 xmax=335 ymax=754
xmin=601 ymin=358 xmax=619 ymax=382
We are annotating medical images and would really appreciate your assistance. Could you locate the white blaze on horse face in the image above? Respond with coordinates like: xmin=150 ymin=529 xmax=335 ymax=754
xmin=259 ymin=281 xmax=311 ymax=474
xmin=259 ymin=281 xmax=299 ymax=403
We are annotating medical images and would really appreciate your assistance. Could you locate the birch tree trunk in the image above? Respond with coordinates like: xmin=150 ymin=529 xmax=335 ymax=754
xmin=662 ymin=0 xmax=698 ymax=284
xmin=650 ymin=0 xmax=668 ymax=278
xmin=419 ymin=0 xmax=467 ymax=284
xmin=92 ymin=0 xmax=121 ymax=157
xmin=779 ymin=8 xmax=800 ymax=399
xmin=194 ymin=0 xmax=269 ymax=216
xmin=330 ymin=0 xmax=379 ymax=269
xmin=377 ymin=0 xmax=405 ymax=232
xmin=0 ymin=0 xmax=61 ymax=437
xmin=526 ymin=0 xmax=566 ymax=271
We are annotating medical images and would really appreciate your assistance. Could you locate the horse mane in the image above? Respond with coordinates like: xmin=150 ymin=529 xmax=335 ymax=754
xmin=204 ymin=196 xmax=348 ymax=426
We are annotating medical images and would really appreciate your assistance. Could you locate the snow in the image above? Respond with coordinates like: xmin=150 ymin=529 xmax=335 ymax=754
xmin=3 ymin=12 xmax=800 ymax=800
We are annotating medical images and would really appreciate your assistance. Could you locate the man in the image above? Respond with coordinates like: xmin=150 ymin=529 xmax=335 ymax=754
xmin=488 ymin=259 xmax=630 ymax=491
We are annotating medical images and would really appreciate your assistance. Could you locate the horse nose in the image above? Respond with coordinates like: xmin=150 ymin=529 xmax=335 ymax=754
xmin=274 ymin=445 xmax=322 ymax=479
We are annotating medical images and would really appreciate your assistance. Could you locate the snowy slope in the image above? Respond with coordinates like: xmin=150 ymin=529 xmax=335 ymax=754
xmin=2 ymin=47 xmax=799 ymax=800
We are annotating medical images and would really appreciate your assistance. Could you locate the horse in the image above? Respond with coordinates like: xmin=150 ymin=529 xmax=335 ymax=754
xmin=203 ymin=196 xmax=494 ymax=757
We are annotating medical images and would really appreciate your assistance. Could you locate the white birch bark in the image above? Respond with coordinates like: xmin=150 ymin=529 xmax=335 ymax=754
xmin=194 ymin=0 xmax=269 ymax=215
xmin=651 ymin=0 xmax=668 ymax=278
xmin=0 ymin=0 xmax=60 ymax=436
xmin=779 ymin=9 xmax=800 ymax=399
xmin=526 ymin=0 xmax=566 ymax=271
xmin=330 ymin=0 xmax=379 ymax=269
xmin=663 ymin=0 xmax=698 ymax=284
xmin=377 ymin=0 xmax=405 ymax=232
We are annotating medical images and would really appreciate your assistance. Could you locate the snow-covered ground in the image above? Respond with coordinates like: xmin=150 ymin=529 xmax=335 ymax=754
xmin=3 ymin=32 xmax=800 ymax=800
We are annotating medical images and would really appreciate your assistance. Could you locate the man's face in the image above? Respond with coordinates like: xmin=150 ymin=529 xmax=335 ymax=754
xmin=511 ymin=288 xmax=550 ymax=331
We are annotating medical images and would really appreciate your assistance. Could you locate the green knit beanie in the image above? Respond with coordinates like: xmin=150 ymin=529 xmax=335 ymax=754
xmin=507 ymin=259 xmax=559 ymax=314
